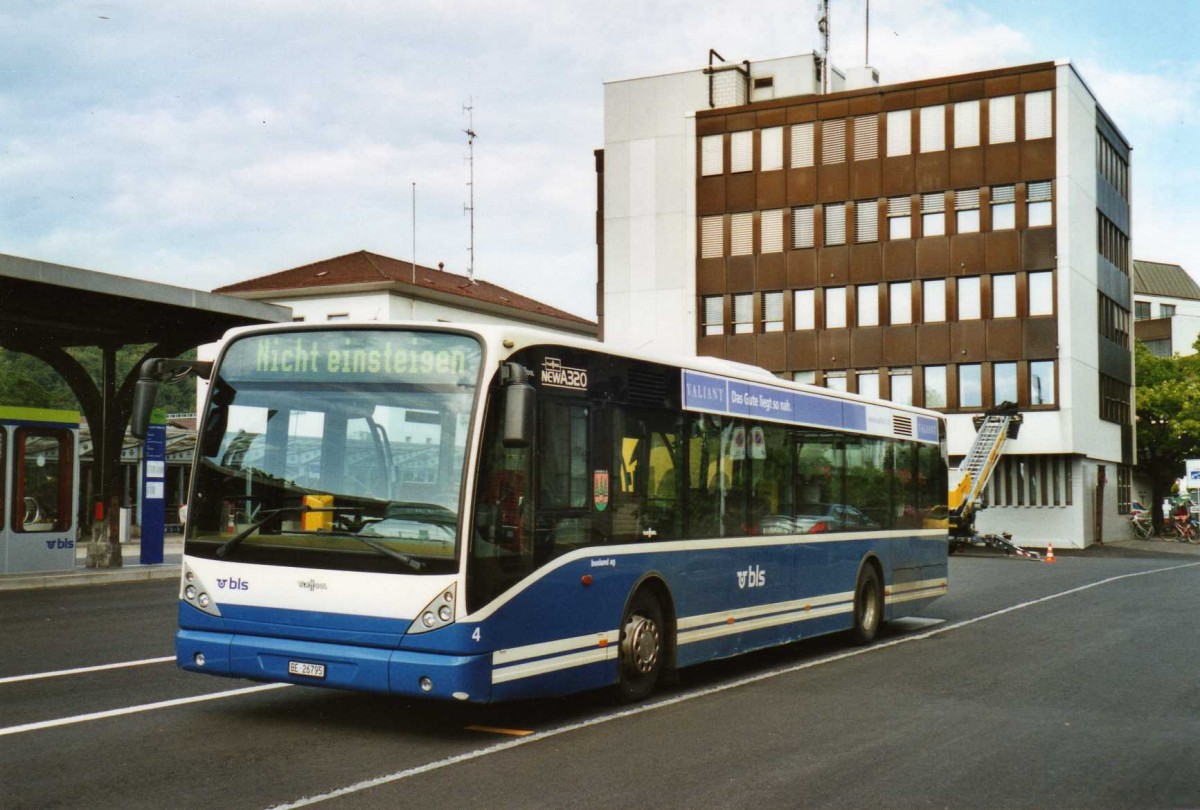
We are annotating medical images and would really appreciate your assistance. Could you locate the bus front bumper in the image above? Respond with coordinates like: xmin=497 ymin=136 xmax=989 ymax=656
xmin=176 ymin=630 xmax=492 ymax=702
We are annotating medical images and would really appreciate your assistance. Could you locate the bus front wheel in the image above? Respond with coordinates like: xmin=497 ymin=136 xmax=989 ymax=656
xmin=617 ymin=589 xmax=665 ymax=702
xmin=850 ymin=565 xmax=883 ymax=645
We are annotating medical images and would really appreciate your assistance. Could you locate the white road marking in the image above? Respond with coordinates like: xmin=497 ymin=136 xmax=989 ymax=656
xmin=0 ymin=656 xmax=175 ymax=685
xmin=0 ymin=683 xmax=291 ymax=738
xmin=269 ymin=560 xmax=1200 ymax=809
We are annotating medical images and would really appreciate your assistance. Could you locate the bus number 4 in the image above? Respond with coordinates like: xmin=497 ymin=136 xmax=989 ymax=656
xmin=472 ymin=627 xmax=481 ymax=642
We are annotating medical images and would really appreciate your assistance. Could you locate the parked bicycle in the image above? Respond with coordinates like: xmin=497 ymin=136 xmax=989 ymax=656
xmin=1129 ymin=511 xmax=1155 ymax=540
xmin=1167 ymin=513 xmax=1200 ymax=544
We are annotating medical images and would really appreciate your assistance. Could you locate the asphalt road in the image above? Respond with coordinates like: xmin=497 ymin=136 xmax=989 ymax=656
xmin=2 ymin=547 xmax=1199 ymax=810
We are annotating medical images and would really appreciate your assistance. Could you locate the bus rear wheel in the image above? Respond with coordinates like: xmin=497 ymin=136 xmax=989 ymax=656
xmin=617 ymin=589 xmax=665 ymax=702
xmin=850 ymin=565 xmax=883 ymax=645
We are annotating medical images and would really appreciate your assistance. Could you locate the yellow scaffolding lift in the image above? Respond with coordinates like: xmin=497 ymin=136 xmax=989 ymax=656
xmin=948 ymin=404 xmax=1040 ymax=559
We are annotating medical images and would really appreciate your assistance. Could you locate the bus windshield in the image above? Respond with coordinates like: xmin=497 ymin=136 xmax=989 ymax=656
xmin=185 ymin=329 xmax=483 ymax=575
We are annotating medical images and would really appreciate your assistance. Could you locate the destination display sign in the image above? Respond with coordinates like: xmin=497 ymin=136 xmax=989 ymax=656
xmin=220 ymin=330 xmax=483 ymax=385
xmin=682 ymin=370 xmax=939 ymax=445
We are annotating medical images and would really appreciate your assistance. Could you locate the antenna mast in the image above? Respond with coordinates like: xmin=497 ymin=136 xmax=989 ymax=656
xmin=817 ymin=0 xmax=830 ymax=94
xmin=463 ymin=99 xmax=477 ymax=283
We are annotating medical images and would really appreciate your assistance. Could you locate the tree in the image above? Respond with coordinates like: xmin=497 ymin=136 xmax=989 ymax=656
xmin=1134 ymin=340 xmax=1200 ymax=529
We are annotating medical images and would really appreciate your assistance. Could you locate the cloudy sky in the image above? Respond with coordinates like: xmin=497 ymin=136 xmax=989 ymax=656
xmin=2 ymin=0 xmax=1196 ymax=320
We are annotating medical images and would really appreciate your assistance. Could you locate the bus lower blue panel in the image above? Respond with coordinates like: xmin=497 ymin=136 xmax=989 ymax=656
xmin=674 ymin=613 xmax=850 ymax=670
xmin=175 ymin=630 xmax=492 ymax=702
xmin=491 ymin=657 xmax=616 ymax=702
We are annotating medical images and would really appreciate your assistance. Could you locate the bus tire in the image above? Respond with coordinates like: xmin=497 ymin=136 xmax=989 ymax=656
xmin=850 ymin=564 xmax=883 ymax=645
xmin=617 ymin=588 xmax=665 ymax=702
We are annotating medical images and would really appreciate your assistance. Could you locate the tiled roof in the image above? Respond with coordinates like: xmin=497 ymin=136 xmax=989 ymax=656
xmin=214 ymin=251 xmax=595 ymax=328
xmin=1133 ymin=260 xmax=1200 ymax=301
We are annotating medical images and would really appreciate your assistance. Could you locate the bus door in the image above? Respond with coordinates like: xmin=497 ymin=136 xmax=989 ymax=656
xmin=0 ymin=409 xmax=80 ymax=574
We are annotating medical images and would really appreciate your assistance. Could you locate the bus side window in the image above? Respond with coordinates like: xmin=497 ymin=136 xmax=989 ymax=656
xmin=612 ymin=408 xmax=681 ymax=543
xmin=844 ymin=437 xmax=891 ymax=531
xmin=535 ymin=400 xmax=593 ymax=560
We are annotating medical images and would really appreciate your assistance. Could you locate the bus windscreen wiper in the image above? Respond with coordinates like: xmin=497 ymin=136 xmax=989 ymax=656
xmin=318 ymin=531 xmax=426 ymax=572
xmin=216 ymin=505 xmax=352 ymax=559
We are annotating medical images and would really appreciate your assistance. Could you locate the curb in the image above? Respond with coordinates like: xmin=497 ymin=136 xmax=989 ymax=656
xmin=0 ymin=564 xmax=180 ymax=592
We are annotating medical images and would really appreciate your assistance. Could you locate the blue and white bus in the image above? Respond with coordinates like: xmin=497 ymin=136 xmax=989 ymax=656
xmin=134 ymin=322 xmax=947 ymax=703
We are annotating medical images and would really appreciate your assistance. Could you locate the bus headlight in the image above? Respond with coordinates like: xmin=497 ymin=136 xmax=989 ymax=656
xmin=180 ymin=565 xmax=222 ymax=617
xmin=408 ymin=583 xmax=457 ymax=635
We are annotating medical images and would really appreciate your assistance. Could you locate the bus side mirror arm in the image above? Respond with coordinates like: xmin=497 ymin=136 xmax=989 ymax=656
xmin=131 ymin=358 xmax=214 ymax=439
xmin=500 ymin=362 xmax=535 ymax=448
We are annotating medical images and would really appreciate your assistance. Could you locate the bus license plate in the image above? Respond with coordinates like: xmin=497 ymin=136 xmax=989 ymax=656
xmin=288 ymin=661 xmax=326 ymax=679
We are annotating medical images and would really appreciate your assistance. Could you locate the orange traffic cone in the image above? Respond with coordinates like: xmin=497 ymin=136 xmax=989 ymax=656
xmin=1044 ymin=542 xmax=1056 ymax=563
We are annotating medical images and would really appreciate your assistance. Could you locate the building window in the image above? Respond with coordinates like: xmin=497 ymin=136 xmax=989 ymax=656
xmin=921 ymin=192 xmax=946 ymax=236
xmin=954 ymin=100 xmax=980 ymax=148
xmin=920 ymin=105 xmax=945 ymax=153
xmin=791 ymin=123 xmax=815 ymax=168
xmin=886 ymin=110 xmax=911 ymax=156
xmin=959 ymin=364 xmax=982 ymax=408
xmin=732 ymin=294 xmax=753 ymax=334
xmin=793 ymin=370 xmax=817 ymax=385
xmin=1027 ymin=181 xmax=1052 ymax=227
xmin=730 ymin=212 xmax=753 ymax=256
xmin=1097 ymin=130 xmax=1129 ymax=201
xmin=792 ymin=206 xmax=815 ymax=249
xmin=994 ymin=362 xmax=1018 ymax=405
xmin=1031 ymin=361 xmax=1056 ymax=406
xmin=702 ymin=296 xmax=724 ymax=336
xmin=991 ymin=185 xmax=1016 ymax=230
xmin=794 ymin=289 xmax=815 ymax=330
xmin=700 ymin=216 xmax=724 ymax=258
xmin=923 ymin=279 xmax=946 ymax=323
xmin=1098 ymin=212 xmax=1129 ymax=274
xmin=924 ymin=366 xmax=947 ymax=408
xmin=701 ymin=134 xmax=723 ymax=176
xmin=890 ymin=368 xmax=913 ymax=406
xmin=1145 ymin=339 xmax=1172 ymax=357
xmin=762 ymin=291 xmax=784 ymax=332
xmin=761 ymin=126 xmax=784 ymax=171
xmin=958 ymin=277 xmax=981 ymax=320
xmin=824 ymin=370 xmax=848 ymax=392
xmin=854 ymin=114 xmax=878 ymax=160
xmin=1099 ymin=294 xmax=1130 ymax=348
xmin=822 ymin=119 xmax=846 ymax=164
xmin=989 ymin=95 xmax=1016 ymax=144
xmin=825 ymin=203 xmax=846 ymax=246
xmin=291 ymin=316 xmax=306 ymax=322
xmin=857 ymin=371 xmax=880 ymax=399
xmin=730 ymin=131 xmax=753 ymax=173
xmin=889 ymin=282 xmax=913 ymax=325
xmin=887 ymin=196 xmax=912 ymax=239
xmin=1100 ymin=373 xmax=1130 ymax=424
xmin=825 ymin=287 xmax=847 ymax=328
xmin=857 ymin=284 xmax=880 ymax=327
xmin=1118 ymin=466 xmax=1132 ymax=514
xmin=1134 ymin=300 xmax=1151 ymax=321
xmin=1025 ymin=90 xmax=1052 ymax=140
xmin=955 ymin=188 xmax=980 ymax=233
xmin=1161 ymin=303 xmax=1176 ymax=318
xmin=855 ymin=200 xmax=878 ymax=243
xmin=327 ymin=313 xmax=350 ymax=321
xmin=1029 ymin=271 xmax=1054 ymax=316
xmin=761 ymin=209 xmax=784 ymax=253
xmin=993 ymin=274 xmax=1017 ymax=318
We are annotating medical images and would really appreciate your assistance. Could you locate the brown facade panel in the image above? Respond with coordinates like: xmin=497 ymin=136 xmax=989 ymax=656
xmin=1135 ymin=318 xmax=1172 ymax=342
xmin=846 ymin=94 xmax=882 ymax=116
xmin=726 ymin=255 xmax=756 ymax=292
xmin=818 ymin=329 xmax=851 ymax=366
xmin=850 ymin=243 xmax=883 ymax=283
xmin=696 ymin=258 xmax=725 ymax=295
xmin=881 ymin=89 xmax=916 ymax=111
xmin=951 ymin=320 xmax=988 ymax=362
xmin=786 ymin=105 xmax=818 ymax=124
xmin=787 ymin=250 xmax=818 ymax=288
xmin=697 ymin=335 xmax=726 ymax=359
xmin=949 ymin=146 xmax=984 ymax=189
xmin=881 ymin=154 xmax=916 ymax=196
xmin=756 ymin=171 xmax=786 ymax=209
xmin=984 ymin=74 xmax=1021 ymax=97
xmin=916 ymin=236 xmax=951 ymax=278
xmin=851 ymin=158 xmax=881 ymax=199
xmin=818 ymin=245 xmax=850 ymax=286
xmin=696 ymin=116 xmax=726 ymax=136
xmin=727 ymin=173 xmax=757 ymax=211
xmin=915 ymin=151 xmax=949 ymax=193
xmin=787 ymin=168 xmax=817 ymax=204
xmin=1022 ymin=139 xmax=1055 ymax=180
xmin=986 ymin=319 xmax=1023 ymax=359
xmin=756 ymin=333 xmax=787 ymax=371
xmin=818 ymin=163 xmax=849 ymax=202
xmin=1019 ymin=70 xmax=1056 ymax=92
xmin=817 ymin=99 xmax=849 ymax=119
xmin=697 ymin=176 xmax=726 ymax=215
xmin=916 ymin=323 xmax=953 ymax=363
xmin=851 ymin=327 xmax=884 ymax=368
xmin=727 ymin=334 xmax=757 ymax=365
xmin=950 ymin=232 xmax=985 ymax=276
xmin=984 ymin=142 xmax=1021 ymax=185
xmin=914 ymin=85 xmax=950 ymax=107
xmin=882 ymin=325 xmax=918 ymax=365
xmin=882 ymin=238 xmax=916 ymax=280
xmin=1023 ymin=317 xmax=1058 ymax=358
xmin=984 ymin=229 xmax=1021 ymax=273
xmin=757 ymin=253 xmax=786 ymax=290
xmin=949 ymin=79 xmax=985 ymax=102
xmin=1023 ymin=228 xmax=1057 ymax=270
xmin=756 ymin=108 xmax=787 ymax=128
xmin=788 ymin=331 xmax=818 ymax=370
xmin=726 ymin=112 xmax=757 ymax=132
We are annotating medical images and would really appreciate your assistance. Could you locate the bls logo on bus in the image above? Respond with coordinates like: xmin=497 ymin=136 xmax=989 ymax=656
xmin=44 ymin=539 xmax=75 ymax=550
xmin=737 ymin=565 xmax=766 ymax=589
xmin=217 ymin=577 xmax=250 ymax=591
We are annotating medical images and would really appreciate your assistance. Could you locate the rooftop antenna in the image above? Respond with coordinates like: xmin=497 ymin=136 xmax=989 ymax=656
xmin=463 ymin=99 xmax=477 ymax=283
xmin=411 ymin=181 xmax=417 ymax=319
xmin=865 ymin=0 xmax=870 ymax=65
xmin=816 ymin=0 xmax=830 ymax=94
